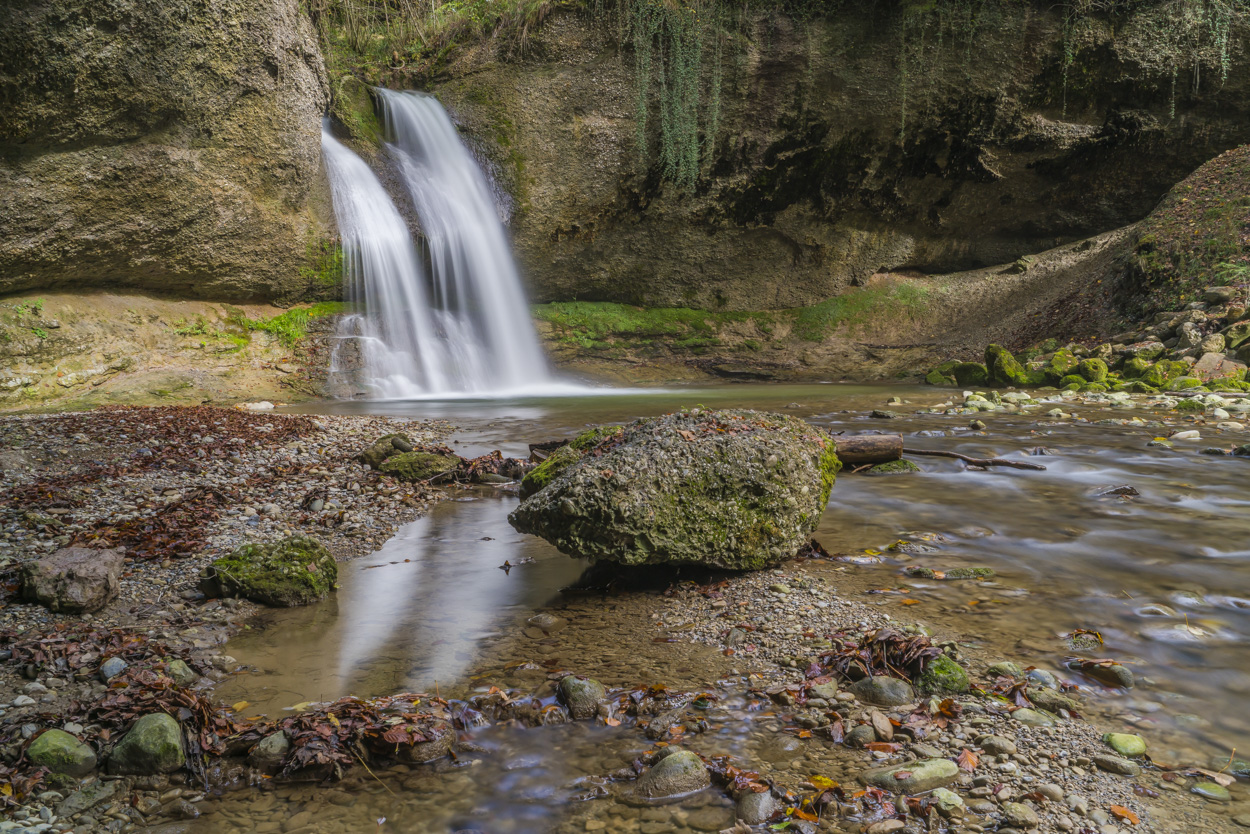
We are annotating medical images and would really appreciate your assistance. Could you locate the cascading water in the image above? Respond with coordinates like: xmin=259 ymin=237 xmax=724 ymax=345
xmin=322 ymin=91 xmax=552 ymax=398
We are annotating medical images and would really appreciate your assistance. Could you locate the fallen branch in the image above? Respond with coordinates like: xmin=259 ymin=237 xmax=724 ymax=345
xmin=905 ymin=449 xmax=1046 ymax=471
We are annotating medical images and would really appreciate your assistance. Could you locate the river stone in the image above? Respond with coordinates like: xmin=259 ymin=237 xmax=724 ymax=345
xmin=986 ymin=661 xmax=1023 ymax=679
xmin=635 ymin=750 xmax=710 ymax=799
xmin=979 ymin=735 xmax=1017 ymax=755
xmin=808 ymin=681 xmax=839 ymax=701
xmin=356 ymin=434 xmax=413 ymax=469
xmin=21 ymin=547 xmax=123 ymax=613
xmin=28 ymin=729 xmax=97 ymax=777
xmin=108 ymin=713 xmax=185 ymax=774
xmin=861 ymin=758 xmax=960 ymax=794
xmin=55 ymin=780 xmax=118 ymax=818
xmin=99 ymin=656 xmax=128 ymax=681
xmin=845 ymin=724 xmax=878 ymax=748
xmin=1091 ymin=754 xmax=1140 ymax=776
xmin=247 ymin=731 xmax=290 ymax=772
xmin=1103 ymin=733 xmax=1147 ymax=757
xmin=848 ymin=676 xmax=916 ymax=707
xmin=1002 ymin=801 xmax=1040 ymax=829
xmin=509 ymin=410 xmax=840 ymax=570
xmin=202 ymin=534 xmax=336 ymax=607
xmin=1012 ymin=709 xmax=1055 ymax=727
xmin=918 ymin=655 xmax=970 ymax=694
xmin=735 ymin=789 xmax=778 ymax=824
xmin=932 ymin=787 xmax=965 ymax=817
xmin=378 ymin=451 xmax=460 ymax=482
xmin=400 ymin=720 xmax=455 ymax=763
xmin=167 ymin=659 xmax=198 ymax=687
xmin=1076 ymin=662 xmax=1134 ymax=689
xmin=558 ymin=676 xmax=607 ymax=720
xmin=1026 ymin=669 xmax=1060 ymax=690
xmin=1193 ymin=782 xmax=1232 ymax=802
xmin=1028 ymin=687 xmax=1079 ymax=715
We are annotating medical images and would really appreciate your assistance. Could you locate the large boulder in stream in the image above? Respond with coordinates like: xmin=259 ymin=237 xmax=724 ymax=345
xmin=508 ymin=410 xmax=840 ymax=570
xmin=201 ymin=535 xmax=337 ymax=607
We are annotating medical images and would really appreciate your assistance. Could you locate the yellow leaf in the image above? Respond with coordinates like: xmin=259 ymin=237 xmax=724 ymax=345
xmin=329 ymin=713 xmax=341 ymax=729
xmin=1 ymin=783 xmax=12 ymax=797
xmin=232 ymin=701 xmax=249 ymax=712
xmin=809 ymin=775 xmax=837 ymax=790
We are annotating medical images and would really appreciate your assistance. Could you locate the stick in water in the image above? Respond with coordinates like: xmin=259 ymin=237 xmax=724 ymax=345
xmin=906 ymin=449 xmax=1047 ymax=470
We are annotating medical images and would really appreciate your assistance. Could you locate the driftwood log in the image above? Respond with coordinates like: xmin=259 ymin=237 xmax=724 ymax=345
xmin=832 ymin=434 xmax=903 ymax=465
xmin=833 ymin=434 xmax=1046 ymax=471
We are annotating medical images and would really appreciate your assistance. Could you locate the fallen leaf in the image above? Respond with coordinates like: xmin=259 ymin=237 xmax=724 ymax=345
xmin=232 ymin=701 xmax=250 ymax=712
xmin=1110 ymin=805 xmax=1140 ymax=825
xmin=809 ymin=775 xmax=838 ymax=790
xmin=900 ymin=599 xmax=920 ymax=606
xmin=956 ymin=748 xmax=979 ymax=772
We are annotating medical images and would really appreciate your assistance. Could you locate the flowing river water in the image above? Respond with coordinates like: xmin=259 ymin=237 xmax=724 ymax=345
xmin=192 ymin=384 xmax=1250 ymax=833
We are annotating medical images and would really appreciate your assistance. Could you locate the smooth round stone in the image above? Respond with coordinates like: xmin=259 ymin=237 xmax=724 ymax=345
xmin=1192 ymin=782 xmax=1232 ymax=802
xmin=1103 ymin=733 xmax=1147 ymax=757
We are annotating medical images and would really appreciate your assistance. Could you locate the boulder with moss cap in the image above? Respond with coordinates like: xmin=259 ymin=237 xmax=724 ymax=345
xmin=509 ymin=410 xmax=839 ymax=570
xmin=202 ymin=534 xmax=337 ymax=607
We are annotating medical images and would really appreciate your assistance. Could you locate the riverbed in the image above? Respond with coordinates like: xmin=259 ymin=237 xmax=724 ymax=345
xmin=191 ymin=382 xmax=1250 ymax=833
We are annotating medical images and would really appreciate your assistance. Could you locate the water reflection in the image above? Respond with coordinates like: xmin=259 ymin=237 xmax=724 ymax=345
xmin=216 ymin=494 xmax=587 ymax=716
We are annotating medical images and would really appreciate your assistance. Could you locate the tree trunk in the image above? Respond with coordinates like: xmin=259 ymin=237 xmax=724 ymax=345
xmin=834 ymin=434 xmax=903 ymax=465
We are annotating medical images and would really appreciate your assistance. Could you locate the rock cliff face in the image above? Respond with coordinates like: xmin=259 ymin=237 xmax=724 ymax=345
xmin=430 ymin=4 xmax=1250 ymax=311
xmin=0 ymin=0 xmax=331 ymax=301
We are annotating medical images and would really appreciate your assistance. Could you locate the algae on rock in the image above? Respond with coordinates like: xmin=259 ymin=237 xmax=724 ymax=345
xmin=203 ymin=535 xmax=338 ymax=607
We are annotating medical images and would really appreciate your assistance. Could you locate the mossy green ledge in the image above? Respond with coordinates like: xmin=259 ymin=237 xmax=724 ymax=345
xmin=203 ymin=534 xmax=337 ymax=607
xmin=508 ymin=410 xmax=840 ymax=570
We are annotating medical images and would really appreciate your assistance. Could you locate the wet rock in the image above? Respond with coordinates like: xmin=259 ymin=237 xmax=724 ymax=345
xmin=1192 ymin=782 xmax=1232 ymax=802
xmin=27 ymin=729 xmax=96 ymax=776
xmin=735 ymin=789 xmax=778 ymax=824
xmin=808 ymin=681 xmax=839 ymax=701
xmin=1002 ymin=801 xmax=1040 ymax=829
xmin=1103 ymin=733 xmax=1146 ymax=757
xmin=1074 ymin=662 xmax=1134 ymax=689
xmin=21 ymin=547 xmax=123 ymax=613
xmin=979 ymin=735 xmax=1017 ymax=755
xmin=379 ymin=451 xmax=460 ymax=482
xmin=986 ymin=661 xmax=1023 ymax=679
xmin=918 ymin=655 xmax=969 ymax=695
xmin=635 ymin=749 xmax=710 ymax=799
xmin=247 ymin=731 xmax=290 ymax=773
xmin=1028 ymin=688 xmax=1079 ymax=715
xmin=558 ymin=676 xmax=607 ymax=720
xmin=1026 ymin=669 xmax=1059 ymax=690
xmin=100 ymin=656 xmax=128 ymax=681
xmin=202 ymin=534 xmax=337 ymax=607
xmin=356 ymin=434 xmax=414 ymax=469
xmin=1091 ymin=754 xmax=1140 ymax=776
xmin=866 ymin=459 xmax=920 ymax=475
xmin=401 ymin=720 xmax=455 ymax=763
xmin=845 ymin=724 xmax=877 ymax=748
xmin=861 ymin=758 xmax=959 ymax=794
xmin=108 ymin=713 xmax=186 ymax=774
xmin=167 ymin=659 xmax=198 ymax=687
xmin=849 ymin=676 xmax=916 ymax=706
xmin=509 ymin=410 xmax=840 ymax=570
xmin=55 ymin=780 xmax=117 ymax=817
xmin=932 ymin=787 xmax=965 ymax=817
xmin=167 ymin=798 xmax=200 ymax=820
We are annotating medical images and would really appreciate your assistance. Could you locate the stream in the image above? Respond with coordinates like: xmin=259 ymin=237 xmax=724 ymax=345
xmin=196 ymin=383 xmax=1250 ymax=833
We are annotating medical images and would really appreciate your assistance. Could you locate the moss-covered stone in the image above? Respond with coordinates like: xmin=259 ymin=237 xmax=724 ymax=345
xmin=867 ymin=459 xmax=921 ymax=475
xmin=1114 ymin=380 xmax=1159 ymax=393
xmin=357 ymin=433 xmax=413 ymax=469
xmin=1078 ymin=358 xmax=1109 ymax=383
xmin=569 ymin=425 xmax=624 ymax=451
xmin=107 ymin=713 xmax=185 ymax=775
xmin=1122 ymin=357 xmax=1150 ymax=379
xmin=28 ymin=729 xmax=96 ymax=777
xmin=1081 ymin=382 xmax=1108 ymax=393
xmin=1059 ymin=374 xmax=1085 ymax=388
xmin=519 ymin=444 xmax=583 ymax=499
xmin=509 ymin=410 xmax=839 ymax=570
xmin=204 ymin=535 xmax=337 ymax=607
xmin=985 ymin=345 xmax=1044 ymax=387
xmin=1046 ymin=348 xmax=1080 ymax=380
xmin=379 ymin=451 xmax=459 ymax=482
xmin=951 ymin=362 xmax=989 ymax=387
xmin=918 ymin=655 xmax=970 ymax=694
xmin=1174 ymin=398 xmax=1206 ymax=412
xmin=926 ymin=369 xmax=956 ymax=386
xmin=1168 ymin=376 xmax=1205 ymax=391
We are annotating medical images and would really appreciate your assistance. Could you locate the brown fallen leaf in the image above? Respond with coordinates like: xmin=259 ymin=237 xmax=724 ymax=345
xmin=956 ymin=748 xmax=979 ymax=772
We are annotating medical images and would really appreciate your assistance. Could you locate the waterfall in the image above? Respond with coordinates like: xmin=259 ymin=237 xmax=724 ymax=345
xmin=321 ymin=91 xmax=551 ymax=398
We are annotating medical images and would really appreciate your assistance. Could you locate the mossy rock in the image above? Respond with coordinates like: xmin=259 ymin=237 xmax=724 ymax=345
xmin=1080 ymin=382 xmax=1108 ymax=393
xmin=520 ymin=444 xmax=583 ymax=499
xmin=379 ymin=451 xmax=460 ymax=482
xmin=1046 ymin=348 xmax=1080 ymax=382
xmin=1115 ymin=381 xmax=1158 ymax=394
xmin=1224 ymin=321 xmax=1250 ymax=350
xmin=356 ymin=433 xmax=413 ymax=469
xmin=918 ymin=655 xmax=970 ymax=695
xmin=1078 ymin=358 xmax=1109 ymax=383
xmin=925 ymin=369 xmax=955 ymax=386
xmin=986 ymin=345 xmax=1042 ymax=387
xmin=951 ymin=362 xmax=989 ymax=387
xmin=510 ymin=410 xmax=839 ymax=570
xmin=867 ymin=459 xmax=921 ymax=475
xmin=1167 ymin=377 xmax=1205 ymax=391
xmin=107 ymin=713 xmax=185 ymax=775
xmin=1174 ymin=398 xmax=1206 ymax=412
xmin=1059 ymin=374 xmax=1085 ymax=388
xmin=569 ymin=425 xmax=624 ymax=451
xmin=28 ymin=729 xmax=97 ymax=777
xmin=1122 ymin=357 xmax=1150 ymax=379
xmin=204 ymin=535 xmax=337 ymax=607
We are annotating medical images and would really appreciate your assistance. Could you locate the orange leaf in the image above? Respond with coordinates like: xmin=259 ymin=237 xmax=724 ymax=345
xmin=604 ymin=717 xmax=621 ymax=727
xmin=956 ymin=748 xmax=979 ymax=772
xmin=792 ymin=808 xmax=819 ymax=822
xmin=1110 ymin=806 xmax=1140 ymax=825
xmin=900 ymin=599 xmax=920 ymax=606
xmin=865 ymin=742 xmax=902 ymax=753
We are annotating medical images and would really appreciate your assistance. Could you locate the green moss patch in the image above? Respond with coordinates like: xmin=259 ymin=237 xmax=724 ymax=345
xmin=206 ymin=535 xmax=338 ymax=607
